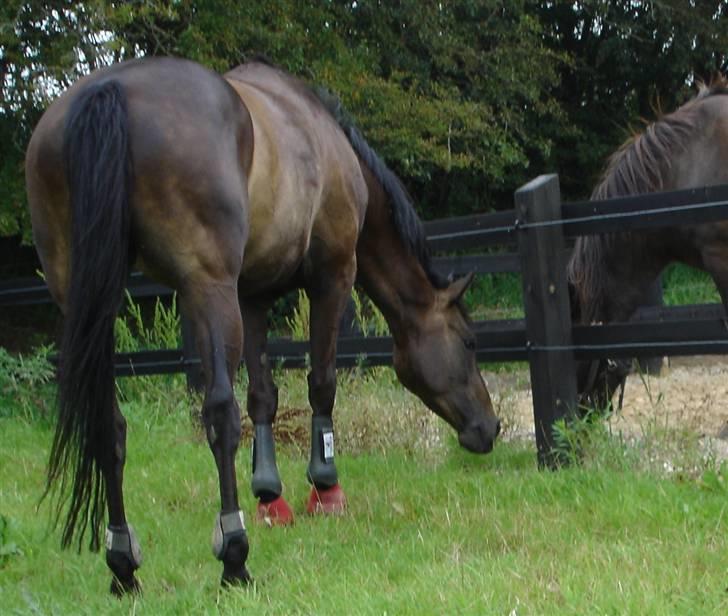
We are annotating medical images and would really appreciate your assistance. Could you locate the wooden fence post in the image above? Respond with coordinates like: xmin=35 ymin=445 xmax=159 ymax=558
xmin=180 ymin=313 xmax=204 ymax=392
xmin=515 ymin=174 xmax=578 ymax=468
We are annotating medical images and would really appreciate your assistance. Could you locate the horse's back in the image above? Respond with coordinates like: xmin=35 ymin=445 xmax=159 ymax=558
xmin=225 ymin=62 xmax=367 ymax=293
xmin=26 ymin=57 xmax=253 ymax=298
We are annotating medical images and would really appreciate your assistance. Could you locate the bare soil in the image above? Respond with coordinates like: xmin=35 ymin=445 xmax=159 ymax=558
xmin=484 ymin=356 xmax=728 ymax=464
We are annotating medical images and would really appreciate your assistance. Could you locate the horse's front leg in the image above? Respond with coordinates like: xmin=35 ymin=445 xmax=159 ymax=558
xmin=304 ymin=253 xmax=357 ymax=514
xmin=241 ymin=297 xmax=295 ymax=526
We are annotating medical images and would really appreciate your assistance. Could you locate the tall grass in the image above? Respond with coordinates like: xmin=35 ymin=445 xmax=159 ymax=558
xmin=114 ymin=292 xmax=181 ymax=352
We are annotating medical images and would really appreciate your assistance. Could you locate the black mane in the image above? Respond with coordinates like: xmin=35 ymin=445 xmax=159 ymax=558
xmin=568 ymin=76 xmax=728 ymax=322
xmin=313 ymin=87 xmax=448 ymax=289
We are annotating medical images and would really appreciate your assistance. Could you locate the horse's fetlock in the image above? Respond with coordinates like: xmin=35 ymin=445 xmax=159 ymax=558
xmin=105 ymin=523 xmax=142 ymax=595
xmin=211 ymin=510 xmax=247 ymax=562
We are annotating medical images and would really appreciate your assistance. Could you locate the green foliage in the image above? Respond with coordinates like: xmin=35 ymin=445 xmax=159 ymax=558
xmin=351 ymin=287 xmax=388 ymax=337
xmin=114 ymin=292 xmax=181 ymax=353
xmin=112 ymin=292 xmax=186 ymax=402
xmin=283 ymin=290 xmax=310 ymax=342
xmin=551 ymin=409 xmax=623 ymax=469
xmin=662 ymin=263 xmax=721 ymax=306
xmin=465 ymin=272 xmax=524 ymax=320
xmin=0 ymin=345 xmax=54 ymax=421
xmin=2 ymin=1 xmax=727 ymax=246
xmin=538 ymin=0 xmax=728 ymax=199
xmin=283 ymin=288 xmax=387 ymax=342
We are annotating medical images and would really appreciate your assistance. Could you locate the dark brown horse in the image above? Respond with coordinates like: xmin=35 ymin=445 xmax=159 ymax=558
xmin=568 ymin=76 xmax=728 ymax=407
xmin=25 ymin=57 xmax=500 ymax=594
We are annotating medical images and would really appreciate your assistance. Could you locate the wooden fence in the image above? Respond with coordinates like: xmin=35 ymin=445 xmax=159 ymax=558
xmin=3 ymin=175 xmax=728 ymax=466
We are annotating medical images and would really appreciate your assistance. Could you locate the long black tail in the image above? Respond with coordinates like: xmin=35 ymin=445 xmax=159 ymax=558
xmin=45 ymin=80 xmax=132 ymax=551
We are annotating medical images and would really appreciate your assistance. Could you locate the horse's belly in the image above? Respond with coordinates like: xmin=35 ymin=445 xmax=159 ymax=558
xmin=238 ymin=217 xmax=310 ymax=294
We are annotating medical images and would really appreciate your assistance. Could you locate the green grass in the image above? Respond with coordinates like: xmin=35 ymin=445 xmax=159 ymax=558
xmin=465 ymin=272 xmax=524 ymax=321
xmin=662 ymin=263 xmax=721 ymax=306
xmin=0 ymin=263 xmax=726 ymax=613
xmin=461 ymin=262 xmax=723 ymax=323
xmin=1 ymin=370 xmax=727 ymax=615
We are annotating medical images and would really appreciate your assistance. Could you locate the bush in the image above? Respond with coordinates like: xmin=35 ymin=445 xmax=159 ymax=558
xmin=0 ymin=345 xmax=54 ymax=422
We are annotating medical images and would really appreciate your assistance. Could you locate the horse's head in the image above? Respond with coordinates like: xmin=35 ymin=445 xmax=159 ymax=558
xmin=392 ymin=273 xmax=501 ymax=453
xmin=576 ymin=357 xmax=631 ymax=413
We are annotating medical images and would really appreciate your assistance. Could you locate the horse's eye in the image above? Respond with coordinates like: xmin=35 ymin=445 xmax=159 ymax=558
xmin=463 ymin=337 xmax=476 ymax=351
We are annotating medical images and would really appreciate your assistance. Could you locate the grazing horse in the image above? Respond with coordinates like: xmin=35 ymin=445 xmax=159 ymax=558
xmin=25 ymin=57 xmax=500 ymax=594
xmin=568 ymin=76 xmax=728 ymax=407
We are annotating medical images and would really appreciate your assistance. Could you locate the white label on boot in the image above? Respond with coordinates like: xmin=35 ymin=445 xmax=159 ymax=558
xmin=323 ymin=431 xmax=334 ymax=462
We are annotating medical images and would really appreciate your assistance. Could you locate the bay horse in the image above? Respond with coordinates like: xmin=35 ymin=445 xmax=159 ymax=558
xmin=25 ymin=57 xmax=500 ymax=594
xmin=568 ymin=76 xmax=728 ymax=408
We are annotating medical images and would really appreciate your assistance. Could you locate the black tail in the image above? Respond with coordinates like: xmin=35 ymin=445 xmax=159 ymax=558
xmin=45 ymin=80 xmax=132 ymax=551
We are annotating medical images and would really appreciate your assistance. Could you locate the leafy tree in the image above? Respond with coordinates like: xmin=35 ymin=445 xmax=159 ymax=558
xmin=537 ymin=0 xmax=728 ymax=199
xmin=1 ymin=1 xmax=564 ymax=237
xmin=1 ymin=0 xmax=727 ymax=245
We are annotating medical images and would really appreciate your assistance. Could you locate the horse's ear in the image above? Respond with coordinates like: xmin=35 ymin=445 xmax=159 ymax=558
xmin=445 ymin=272 xmax=474 ymax=305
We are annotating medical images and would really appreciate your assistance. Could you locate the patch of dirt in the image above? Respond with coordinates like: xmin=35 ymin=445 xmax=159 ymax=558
xmin=241 ymin=406 xmax=309 ymax=447
xmin=483 ymin=356 xmax=728 ymax=465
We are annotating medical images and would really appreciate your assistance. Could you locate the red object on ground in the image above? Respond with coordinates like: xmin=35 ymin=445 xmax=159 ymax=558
xmin=306 ymin=484 xmax=347 ymax=515
xmin=256 ymin=496 xmax=295 ymax=526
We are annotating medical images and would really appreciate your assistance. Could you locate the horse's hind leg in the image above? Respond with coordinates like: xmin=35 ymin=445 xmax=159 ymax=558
xmin=104 ymin=399 xmax=142 ymax=595
xmin=304 ymin=250 xmax=357 ymax=514
xmin=241 ymin=297 xmax=295 ymax=525
xmin=41 ymin=252 xmax=141 ymax=594
xmin=182 ymin=279 xmax=250 ymax=585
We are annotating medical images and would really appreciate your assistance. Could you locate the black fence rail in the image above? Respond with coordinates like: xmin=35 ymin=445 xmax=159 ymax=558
xmin=3 ymin=177 xmax=728 ymax=466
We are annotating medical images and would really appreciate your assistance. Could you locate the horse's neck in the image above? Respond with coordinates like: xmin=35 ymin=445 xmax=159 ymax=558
xmin=355 ymin=174 xmax=435 ymax=344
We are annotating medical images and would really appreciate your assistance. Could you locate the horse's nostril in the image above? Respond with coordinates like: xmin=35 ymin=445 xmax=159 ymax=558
xmin=495 ymin=420 xmax=502 ymax=438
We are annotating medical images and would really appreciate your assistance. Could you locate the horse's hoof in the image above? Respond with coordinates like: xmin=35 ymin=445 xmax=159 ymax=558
xmin=110 ymin=574 xmax=141 ymax=597
xmin=256 ymin=496 xmax=295 ymax=526
xmin=306 ymin=483 xmax=346 ymax=515
xmin=221 ymin=567 xmax=252 ymax=588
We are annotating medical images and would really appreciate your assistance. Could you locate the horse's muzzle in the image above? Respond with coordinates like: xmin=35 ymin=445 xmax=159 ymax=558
xmin=458 ymin=419 xmax=501 ymax=454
